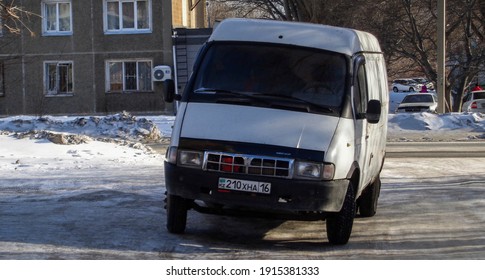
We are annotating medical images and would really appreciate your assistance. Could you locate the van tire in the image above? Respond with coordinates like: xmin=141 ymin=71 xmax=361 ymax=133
xmin=358 ymin=176 xmax=381 ymax=217
xmin=166 ymin=194 xmax=188 ymax=234
xmin=326 ymin=182 xmax=356 ymax=245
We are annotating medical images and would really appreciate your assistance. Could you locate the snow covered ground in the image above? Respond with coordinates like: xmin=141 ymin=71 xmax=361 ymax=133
xmin=0 ymin=101 xmax=483 ymax=194
xmin=1 ymin=92 xmax=485 ymax=262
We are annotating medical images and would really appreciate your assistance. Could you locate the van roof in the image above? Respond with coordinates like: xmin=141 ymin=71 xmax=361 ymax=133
xmin=209 ymin=18 xmax=382 ymax=56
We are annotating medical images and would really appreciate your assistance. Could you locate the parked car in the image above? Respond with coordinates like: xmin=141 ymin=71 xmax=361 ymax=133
xmin=462 ymin=90 xmax=485 ymax=113
xmin=395 ymin=93 xmax=438 ymax=113
xmin=392 ymin=79 xmax=422 ymax=92
xmin=412 ymin=77 xmax=434 ymax=90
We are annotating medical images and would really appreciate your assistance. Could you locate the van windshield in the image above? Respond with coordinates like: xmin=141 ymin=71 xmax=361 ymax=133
xmin=191 ymin=43 xmax=348 ymax=113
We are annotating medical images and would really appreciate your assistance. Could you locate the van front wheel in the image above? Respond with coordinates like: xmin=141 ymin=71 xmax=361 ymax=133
xmin=326 ymin=183 xmax=356 ymax=245
xmin=166 ymin=194 xmax=188 ymax=234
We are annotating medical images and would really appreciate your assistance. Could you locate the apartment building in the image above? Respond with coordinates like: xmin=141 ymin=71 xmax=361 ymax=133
xmin=0 ymin=0 xmax=173 ymax=116
xmin=171 ymin=0 xmax=211 ymax=95
xmin=172 ymin=0 xmax=206 ymax=29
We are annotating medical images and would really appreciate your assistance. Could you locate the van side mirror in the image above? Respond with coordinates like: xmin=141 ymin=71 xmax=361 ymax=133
xmin=162 ymin=79 xmax=175 ymax=102
xmin=366 ymin=99 xmax=381 ymax=124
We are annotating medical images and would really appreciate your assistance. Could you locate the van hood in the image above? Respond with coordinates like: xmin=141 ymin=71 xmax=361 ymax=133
xmin=180 ymin=103 xmax=339 ymax=151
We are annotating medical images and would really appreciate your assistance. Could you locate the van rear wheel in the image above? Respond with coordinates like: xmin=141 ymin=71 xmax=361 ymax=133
xmin=166 ymin=194 xmax=188 ymax=234
xmin=326 ymin=182 xmax=356 ymax=245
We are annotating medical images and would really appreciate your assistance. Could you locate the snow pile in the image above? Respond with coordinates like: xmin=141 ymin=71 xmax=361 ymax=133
xmin=389 ymin=112 xmax=485 ymax=131
xmin=387 ymin=112 xmax=485 ymax=141
xmin=1 ymin=103 xmax=484 ymax=145
xmin=0 ymin=111 xmax=164 ymax=148
xmin=387 ymin=91 xmax=485 ymax=141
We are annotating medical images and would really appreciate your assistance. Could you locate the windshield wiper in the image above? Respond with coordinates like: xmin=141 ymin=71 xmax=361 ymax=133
xmin=194 ymin=88 xmax=271 ymax=105
xmin=193 ymin=88 xmax=335 ymax=113
xmin=194 ymin=87 xmax=227 ymax=94
xmin=194 ymin=88 xmax=252 ymax=96
xmin=253 ymin=93 xmax=335 ymax=113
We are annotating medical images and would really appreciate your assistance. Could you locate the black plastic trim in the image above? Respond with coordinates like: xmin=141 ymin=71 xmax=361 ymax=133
xmin=178 ymin=137 xmax=324 ymax=162
xmin=165 ymin=162 xmax=348 ymax=213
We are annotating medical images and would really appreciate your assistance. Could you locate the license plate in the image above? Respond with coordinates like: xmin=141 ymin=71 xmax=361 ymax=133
xmin=218 ymin=178 xmax=271 ymax=194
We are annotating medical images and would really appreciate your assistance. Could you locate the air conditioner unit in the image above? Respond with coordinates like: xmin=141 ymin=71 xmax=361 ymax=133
xmin=152 ymin=65 xmax=172 ymax=82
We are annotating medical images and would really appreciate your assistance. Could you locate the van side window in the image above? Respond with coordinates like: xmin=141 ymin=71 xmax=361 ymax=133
xmin=354 ymin=64 xmax=368 ymax=119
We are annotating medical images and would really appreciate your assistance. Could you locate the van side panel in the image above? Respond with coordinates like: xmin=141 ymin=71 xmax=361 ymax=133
xmin=361 ymin=53 xmax=388 ymax=189
xmin=324 ymin=118 xmax=355 ymax=180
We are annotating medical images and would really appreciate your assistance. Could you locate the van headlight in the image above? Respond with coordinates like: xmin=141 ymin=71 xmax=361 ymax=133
xmin=294 ymin=161 xmax=334 ymax=180
xmin=178 ymin=150 xmax=203 ymax=168
xmin=165 ymin=147 xmax=203 ymax=169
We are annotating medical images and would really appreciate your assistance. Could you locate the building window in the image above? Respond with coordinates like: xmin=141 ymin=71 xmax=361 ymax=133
xmin=42 ymin=0 xmax=72 ymax=35
xmin=44 ymin=61 xmax=74 ymax=96
xmin=104 ymin=0 xmax=151 ymax=34
xmin=106 ymin=60 xmax=152 ymax=92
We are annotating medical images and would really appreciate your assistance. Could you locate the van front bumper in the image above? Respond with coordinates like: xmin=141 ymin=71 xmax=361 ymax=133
xmin=164 ymin=163 xmax=348 ymax=213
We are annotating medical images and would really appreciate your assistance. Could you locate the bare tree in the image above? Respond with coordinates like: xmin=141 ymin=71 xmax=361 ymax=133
xmin=210 ymin=0 xmax=364 ymax=26
xmin=447 ymin=0 xmax=485 ymax=111
xmin=209 ymin=0 xmax=485 ymax=112
xmin=369 ymin=0 xmax=485 ymax=112
xmin=1 ymin=0 xmax=36 ymax=36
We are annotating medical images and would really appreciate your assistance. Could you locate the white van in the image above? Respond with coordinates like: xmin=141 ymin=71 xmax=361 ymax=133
xmin=163 ymin=18 xmax=388 ymax=245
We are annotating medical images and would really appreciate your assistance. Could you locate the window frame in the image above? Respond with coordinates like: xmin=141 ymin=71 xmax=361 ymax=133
xmin=353 ymin=56 xmax=369 ymax=120
xmin=103 ymin=0 xmax=152 ymax=34
xmin=41 ymin=0 xmax=73 ymax=36
xmin=105 ymin=59 xmax=153 ymax=93
xmin=44 ymin=61 xmax=74 ymax=96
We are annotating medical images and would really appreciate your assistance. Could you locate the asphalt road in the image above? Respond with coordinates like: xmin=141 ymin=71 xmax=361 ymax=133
xmin=150 ymin=141 xmax=485 ymax=158
xmin=386 ymin=141 xmax=485 ymax=158
xmin=1 ymin=142 xmax=485 ymax=259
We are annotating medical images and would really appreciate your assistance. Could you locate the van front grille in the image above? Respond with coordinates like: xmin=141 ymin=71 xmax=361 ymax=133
xmin=204 ymin=152 xmax=294 ymax=178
